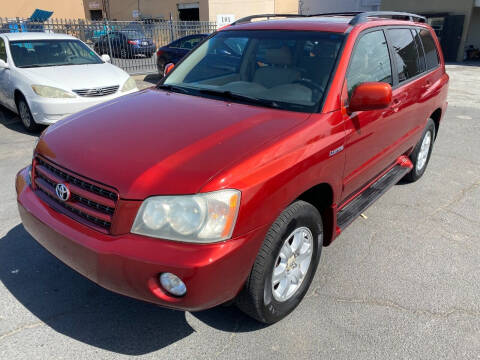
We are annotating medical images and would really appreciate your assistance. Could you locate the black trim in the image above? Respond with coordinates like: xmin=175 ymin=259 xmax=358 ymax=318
xmin=337 ymin=164 xmax=412 ymax=229
xmin=349 ymin=11 xmax=426 ymax=25
xmin=230 ymin=12 xmax=426 ymax=26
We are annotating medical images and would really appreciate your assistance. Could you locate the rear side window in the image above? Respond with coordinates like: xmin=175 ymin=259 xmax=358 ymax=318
xmin=418 ymin=29 xmax=440 ymax=70
xmin=347 ymin=30 xmax=392 ymax=96
xmin=388 ymin=28 xmax=423 ymax=82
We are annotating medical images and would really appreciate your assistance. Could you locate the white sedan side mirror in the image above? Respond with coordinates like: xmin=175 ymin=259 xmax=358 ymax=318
xmin=101 ymin=54 xmax=111 ymax=63
xmin=0 ymin=59 xmax=9 ymax=69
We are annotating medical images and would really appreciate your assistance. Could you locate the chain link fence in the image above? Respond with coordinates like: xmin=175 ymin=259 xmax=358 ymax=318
xmin=0 ymin=18 xmax=217 ymax=74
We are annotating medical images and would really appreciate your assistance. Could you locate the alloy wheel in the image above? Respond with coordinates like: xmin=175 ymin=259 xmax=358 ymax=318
xmin=271 ymin=226 xmax=314 ymax=302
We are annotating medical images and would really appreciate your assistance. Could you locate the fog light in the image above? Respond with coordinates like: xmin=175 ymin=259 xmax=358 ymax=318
xmin=159 ymin=273 xmax=186 ymax=297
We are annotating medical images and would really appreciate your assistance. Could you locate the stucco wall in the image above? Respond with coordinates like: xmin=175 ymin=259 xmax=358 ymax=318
xmin=2 ymin=0 xmax=87 ymax=19
xmin=207 ymin=0 xmax=274 ymax=22
xmin=107 ymin=0 xmax=209 ymax=21
xmin=300 ymin=0 xmax=380 ymax=14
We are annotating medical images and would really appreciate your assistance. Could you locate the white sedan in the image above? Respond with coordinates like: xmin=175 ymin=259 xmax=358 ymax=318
xmin=0 ymin=32 xmax=138 ymax=131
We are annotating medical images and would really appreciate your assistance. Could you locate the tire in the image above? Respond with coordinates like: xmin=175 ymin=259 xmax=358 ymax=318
xmin=17 ymin=97 xmax=42 ymax=132
xmin=236 ymin=200 xmax=323 ymax=324
xmin=157 ymin=57 xmax=167 ymax=75
xmin=403 ymin=118 xmax=436 ymax=183
xmin=120 ymin=48 xmax=128 ymax=59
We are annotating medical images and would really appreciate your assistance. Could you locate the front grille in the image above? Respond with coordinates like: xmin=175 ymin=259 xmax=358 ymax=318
xmin=33 ymin=157 xmax=118 ymax=232
xmin=73 ymin=85 xmax=119 ymax=97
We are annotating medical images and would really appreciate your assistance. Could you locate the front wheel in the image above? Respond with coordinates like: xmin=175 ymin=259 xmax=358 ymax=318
xmin=236 ymin=201 xmax=323 ymax=324
xmin=403 ymin=118 xmax=436 ymax=183
xmin=17 ymin=97 xmax=42 ymax=132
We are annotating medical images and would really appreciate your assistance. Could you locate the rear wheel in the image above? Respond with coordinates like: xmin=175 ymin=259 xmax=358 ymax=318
xmin=157 ymin=57 xmax=167 ymax=75
xmin=403 ymin=118 xmax=436 ymax=183
xmin=17 ymin=97 xmax=42 ymax=132
xmin=236 ymin=200 xmax=323 ymax=324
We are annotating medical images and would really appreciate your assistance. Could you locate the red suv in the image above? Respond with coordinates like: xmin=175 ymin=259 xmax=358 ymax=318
xmin=16 ymin=12 xmax=449 ymax=323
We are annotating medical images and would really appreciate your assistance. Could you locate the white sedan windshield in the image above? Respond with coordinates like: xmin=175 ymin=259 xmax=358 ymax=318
xmin=10 ymin=39 xmax=103 ymax=68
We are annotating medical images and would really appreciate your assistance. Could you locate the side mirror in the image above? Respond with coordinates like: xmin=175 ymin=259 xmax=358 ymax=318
xmin=101 ymin=54 xmax=111 ymax=63
xmin=348 ymin=82 xmax=392 ymax=113
xmin=164 ymin=63 xmax=174 ymax=77
xmin=0 ymin=59 xmax=9 ymax=69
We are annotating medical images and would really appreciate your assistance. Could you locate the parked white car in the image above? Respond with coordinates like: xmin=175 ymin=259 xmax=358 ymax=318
xmin=0 ymin=32 xmax=138 ymax=131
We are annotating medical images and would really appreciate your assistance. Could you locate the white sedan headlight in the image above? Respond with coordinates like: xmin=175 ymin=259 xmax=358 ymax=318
xmin=132 ymin=190 xmax=241 ymax=243
xmin=31 ymin=85 xmax=75 ymax=98
xmin=121 ymin=76 xmax=137 ymax=92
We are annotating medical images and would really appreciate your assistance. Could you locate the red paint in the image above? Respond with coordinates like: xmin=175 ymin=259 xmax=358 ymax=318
xmin=16 ymin=16 xmax=448 ymax=310
xmin=348 ymin=82 xmax=392 ymax=113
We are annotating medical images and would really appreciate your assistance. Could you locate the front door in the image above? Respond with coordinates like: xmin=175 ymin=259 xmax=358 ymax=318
xmin=341 ymin=29 xmax=396 ymax=200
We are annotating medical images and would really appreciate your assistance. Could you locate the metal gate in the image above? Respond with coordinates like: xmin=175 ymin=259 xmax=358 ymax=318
xmin=0 ymin=18 xmax=217 ymax=74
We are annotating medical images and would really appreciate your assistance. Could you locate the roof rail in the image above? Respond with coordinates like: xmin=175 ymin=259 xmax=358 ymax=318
xmin=230 ymin=11 xmax=427 ymax=27
xmin=349 ymin=11 xmax=426 ymax=25
xmin=231 ymin=14 xmax=302 ymax=26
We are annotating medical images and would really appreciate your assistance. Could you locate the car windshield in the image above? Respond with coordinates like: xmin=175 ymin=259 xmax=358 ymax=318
xmin=9 ymin=39 xmax=103 ymax=68
xmin=162 ymin=30 xmax=344 ymax=112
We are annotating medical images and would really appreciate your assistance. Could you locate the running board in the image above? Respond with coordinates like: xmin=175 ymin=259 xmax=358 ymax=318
xmin=337 ymin=156 xmax=413 ymax=230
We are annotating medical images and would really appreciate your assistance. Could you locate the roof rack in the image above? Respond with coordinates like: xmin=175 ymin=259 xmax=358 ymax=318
xmin=348 ymin=11 xmax=426 ymax=25
xmin=230 ymin=14 xmax=302 ymax=26
xmin=230 ymin=11 xmax=426 ymax=26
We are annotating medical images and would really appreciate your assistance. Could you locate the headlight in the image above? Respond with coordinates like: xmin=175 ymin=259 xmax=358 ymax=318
xmin=132 ymin=189 xmax=241 ymax=243
xmin=31 ymin=85 xmax=75 ymax=98
xmin=121 ymin=76 xmax=137 ymax=92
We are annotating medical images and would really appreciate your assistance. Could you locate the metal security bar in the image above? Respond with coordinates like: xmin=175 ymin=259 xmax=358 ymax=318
xmin=0 ymin=17 xmax=217 ymax=74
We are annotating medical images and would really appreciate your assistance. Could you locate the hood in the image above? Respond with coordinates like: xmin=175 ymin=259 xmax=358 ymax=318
xmin=19 ymin=63 xmax=129 ymax=91
xmin=37 ymin=89 xmax=310 ymax=199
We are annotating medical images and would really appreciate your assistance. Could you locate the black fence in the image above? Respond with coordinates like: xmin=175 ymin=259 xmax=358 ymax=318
xmin=0 ymin=18 xmax=217 ymax=74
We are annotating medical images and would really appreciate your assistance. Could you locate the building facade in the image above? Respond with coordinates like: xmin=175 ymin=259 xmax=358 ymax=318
xmin=381 ymin=0 xmax=480 ymax=62
xmin=299 ymin=0 xmax=380 ymax=14
xmin=106 ymin=0 xmax=298 ymax=22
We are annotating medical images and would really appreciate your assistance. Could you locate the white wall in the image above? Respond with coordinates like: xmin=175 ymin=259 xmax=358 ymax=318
xmin=300 ymin=0 xmax=380 ymax=15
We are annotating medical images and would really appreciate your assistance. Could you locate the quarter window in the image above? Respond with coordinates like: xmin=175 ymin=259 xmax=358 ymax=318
xmin=388 ymin=28 xmax=423 ymax=82
xmin=0 ymin=38 xmax=6 ymax=62
xmin=411 ymin=29 xmax=426 ymax=73
xmin=347 ymin=30 xmax=392 ymax=96
xmin=418 ymin=29 xmax=440 ymax=70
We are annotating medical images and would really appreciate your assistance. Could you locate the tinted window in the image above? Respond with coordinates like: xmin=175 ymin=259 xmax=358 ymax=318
xmin=177 ymin=36 xmax=204 ymax=49
xmin=347 ymin=30 xmax=392 ymax=96
xmin=165 ymin=30 xmax=344 ymax=113
xmin=0 ymin=38 xmax=6 ymax=62
xmin=411 ymin=29 xmax=426 ymax=73
xmin=388 ymin=28 xmax=422 ymax=82
xmin=419 ymin=29 xmax=440 ymax=69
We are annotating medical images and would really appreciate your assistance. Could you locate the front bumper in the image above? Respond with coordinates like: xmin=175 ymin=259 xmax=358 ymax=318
xmin=16 ymin=167 xmax=267 ymax=311
xmin=28 ymin=89 xmax=138 ymax=125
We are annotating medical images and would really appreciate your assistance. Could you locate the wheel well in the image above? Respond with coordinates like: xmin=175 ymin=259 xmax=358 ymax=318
xmin=296 ymin=183 xmax=335 ymax=246
xmin=14 ymin=90 xmax=25 ymax=106
xmin=430 ymin=108 xmax=442 ymax=139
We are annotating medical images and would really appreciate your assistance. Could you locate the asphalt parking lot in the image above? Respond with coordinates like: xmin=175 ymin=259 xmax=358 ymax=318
xmin=0 ymin=65 xmax=479 ymax=359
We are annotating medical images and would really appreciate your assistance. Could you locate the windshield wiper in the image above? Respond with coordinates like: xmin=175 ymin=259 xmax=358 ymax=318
xmin=197 ymin=88 xmax=280 ymax=108
xmin=157 ymin=84 xmax=192 ymax=95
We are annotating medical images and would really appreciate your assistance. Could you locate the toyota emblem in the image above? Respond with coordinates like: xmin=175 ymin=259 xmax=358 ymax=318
xmin=55 ymin=183 xmax=70 ymax=202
